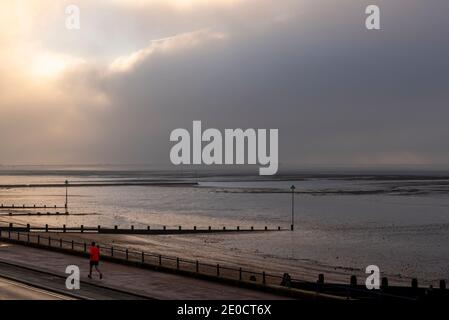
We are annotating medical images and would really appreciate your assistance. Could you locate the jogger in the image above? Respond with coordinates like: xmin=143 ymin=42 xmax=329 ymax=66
xmin=88 ymin=242 xmax=103 ymax=279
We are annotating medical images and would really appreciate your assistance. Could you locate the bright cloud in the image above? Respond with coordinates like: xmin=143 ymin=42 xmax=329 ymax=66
xmin=109 ymin=29 xmax=228 ymax=73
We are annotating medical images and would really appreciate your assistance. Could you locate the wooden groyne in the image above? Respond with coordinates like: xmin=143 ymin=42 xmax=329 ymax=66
xmin=0 ymin=204 xmax=65 ymax=209
xmin=0 ymin=224 xmax=285 ymax=235
xmin=0 ymin=212 xmax=97 ymax=217
xmin=290 ymin=274 xmax=448 ymax=301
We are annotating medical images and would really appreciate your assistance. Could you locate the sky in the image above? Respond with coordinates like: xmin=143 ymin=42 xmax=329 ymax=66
xmin=0 ymin=0 xmax=448 ymax=169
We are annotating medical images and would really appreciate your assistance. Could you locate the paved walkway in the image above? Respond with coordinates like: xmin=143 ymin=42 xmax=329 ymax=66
xmin=0 ymin=276 xmax=71 ymax=300
xmin=0 ymin=242 xmax=286 ymax=300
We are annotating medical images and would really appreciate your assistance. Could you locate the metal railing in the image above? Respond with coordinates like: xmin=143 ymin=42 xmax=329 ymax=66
xmin=0 ymin=229 xmax=294 ymax=288
xmin=0 ymin=229 xmax=446 ymax=301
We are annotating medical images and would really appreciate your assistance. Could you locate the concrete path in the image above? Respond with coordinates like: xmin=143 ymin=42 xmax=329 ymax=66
xmin=0 ymin=260 xmax=148 ymax=300
xmin=0 ymin=242 xmax=286 ymax=300
xmin=0 ymin=276 xmax=71 ymax=300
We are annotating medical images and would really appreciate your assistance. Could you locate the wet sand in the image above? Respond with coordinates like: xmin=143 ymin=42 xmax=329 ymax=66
xmin=34 ymin=232 xmax=414 ymax=286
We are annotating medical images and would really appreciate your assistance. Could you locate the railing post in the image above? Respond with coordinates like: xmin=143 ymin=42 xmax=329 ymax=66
xmin=412 ymin=278 xmax=418 ymax=290
xmin=17 ymin=232 xmax=20 ymax=240
xmin=71 ymin=240 xmax=74 ymax=250
xmin=176 ymin=257 xmax=179 ymax=270
xmin=163 ymin=226 xmax=166 ymax=231
xmin=318 ymin=273 xmax=324 ymax=284
xmin=98 ymin=225 xmax=101 ymax=232
xmin=60 ymin=239 xmax=62 ymax=248
xmin=263 ymin=271 xmax=266 ymax=285
xmin=27 ymin=233 xmax=30 ymax=243
xmin=131 ymin=225 xmax=134 ymax=231
xmin=141 ymin=252 xmax=145 ymax=263
xmin=9 ymin=223 xmax=13 ymax=230
xmin=159 ymin=255 xmax=162 ymax=266
xmin=217 ymin=264 xmax=220 ymax=277
xmin=208 ymin=226 xmax=211 ymax=231
xmin=194 ymin=226 xmax=197 ymax=231
xmin=196 ymin=260 xmax=199 ymax=273
xmin=239 ymin=268 xmax=242 ymax=281
xmin=48 ymin=236 xmax=51 ymax=246
xmin=45 ymin=224 xmax=48 ymax=232
xmin=27 ymin=224 xmax=30 ymax=232
xmin=350 ymin=275 xmax=357 ymax=287
xmin=84 ymin=242 xmax=87 ymax=252
xmin=81 ymin=225 xmax=84 ymax=233
xmin=251 ymin=226 xmax=254 ymax=231
xmin=126 ymin=249 xmax=129 ymax=260
xmin=179 ymin=226 xmax=182 ymax=230
xmin=37 ymin=235 xmax=40 ymax=245
xmin=237 ymin=226 xmax=240 ymax=231
xmin=111 ymin=246 xmax=114 ymax=257
xmin=63 ymin=224 xmax=66 ymax=233
xmin=381 ymin=277 xmax=389 ymax=290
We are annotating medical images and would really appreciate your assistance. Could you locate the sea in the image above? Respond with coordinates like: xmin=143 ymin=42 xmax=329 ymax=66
xmin=0 ymin=166 xmax=448 ymax=286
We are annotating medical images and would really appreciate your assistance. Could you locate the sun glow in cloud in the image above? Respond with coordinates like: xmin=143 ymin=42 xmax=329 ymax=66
xmin=30 ymin=52 xmax=85 ymax=79
xmin=32 ymin=53 xmax=67 ymax=78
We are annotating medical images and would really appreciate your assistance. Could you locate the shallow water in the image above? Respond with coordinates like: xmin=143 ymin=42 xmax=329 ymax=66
xmin=1 ymin=169 xmax=448 ymax=285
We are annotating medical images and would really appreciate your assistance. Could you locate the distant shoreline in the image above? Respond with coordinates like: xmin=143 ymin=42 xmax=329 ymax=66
xmin=0 ymin=181 xmax=198 ymax=189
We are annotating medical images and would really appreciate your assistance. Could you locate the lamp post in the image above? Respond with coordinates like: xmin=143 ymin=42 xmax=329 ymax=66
xmin=290 ymin=185 xmax=295 ymax=231
xmin=65 ymin=180 xmax=68 ymax=212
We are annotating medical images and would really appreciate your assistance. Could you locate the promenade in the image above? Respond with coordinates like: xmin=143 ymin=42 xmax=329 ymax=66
xmin=0 ymin=276 xmax=72 ymax=300
xmin=0 ymin=242 xmax=286 ymax=300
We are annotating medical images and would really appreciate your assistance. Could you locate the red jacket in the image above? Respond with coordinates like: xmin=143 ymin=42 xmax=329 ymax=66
xmin=89 ymin=246 xmax=100 ymax=262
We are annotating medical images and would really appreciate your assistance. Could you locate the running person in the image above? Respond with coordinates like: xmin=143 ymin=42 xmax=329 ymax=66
xmin=88 ymin=242 xmax=103 ymax=279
